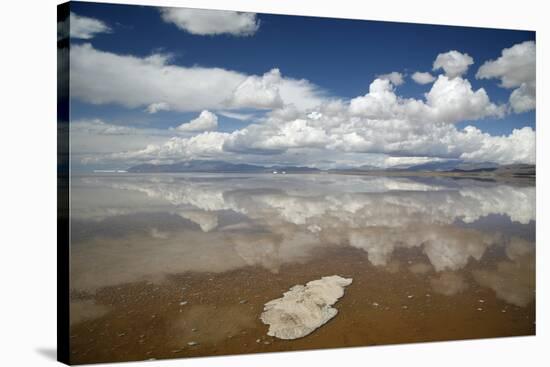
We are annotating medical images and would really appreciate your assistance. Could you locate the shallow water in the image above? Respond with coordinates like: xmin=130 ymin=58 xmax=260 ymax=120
xmin=69 ymin=173 xmax=535 ymax=364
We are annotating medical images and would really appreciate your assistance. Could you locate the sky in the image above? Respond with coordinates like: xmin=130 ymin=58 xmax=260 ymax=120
xmin=61 ymin=1 xmax=536 ymax=170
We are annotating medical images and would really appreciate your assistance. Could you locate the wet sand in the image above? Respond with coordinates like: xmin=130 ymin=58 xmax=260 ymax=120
xmin=70 ymin=246 xmax=535 ymax=364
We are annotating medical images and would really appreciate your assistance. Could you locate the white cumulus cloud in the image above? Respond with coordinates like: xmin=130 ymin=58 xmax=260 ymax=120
xmin=433 ymin=50 xmax=474 ymax=78
xmin=70 ymin=44 xmax=325 ymax=113
xmin=349 ymin=75 xmax=504 ymax=124
xmin=69 ymin=43 xmax=534 ymax=168
xmin=176 ymin=110 xmax=218 ymax=132
xmin=110 ymin=76 xmax=531 ymax=166
xmin=114 ymin=132 xmax=229 ymax=162
xmin=476 ymin=41 xmax=536 ymax=113
xmin=411 ymin=71 xmax=436 ymax=84
xmin=69 ymin=12 xmax=112 ymax=39
xmin=377 ymin=72 xmax=404 ymax=86
xmin=424 ymin=75 xmax=506 ymax=123
xmin=458 ymin=126 xmax=535 ymax=164
xmin=160 ymin=8 xmax=259 ymax=36
xmin=229 ymin=69 xmax=284 ymax=109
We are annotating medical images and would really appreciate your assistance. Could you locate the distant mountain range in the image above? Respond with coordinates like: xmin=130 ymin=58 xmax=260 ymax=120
xmin=127 ymin=160 xmax=320 ymax=173
xmin=127 ymin=159 xmax=534 ymax=175
xmin=393 ymin=161 xmax=499 ymax=172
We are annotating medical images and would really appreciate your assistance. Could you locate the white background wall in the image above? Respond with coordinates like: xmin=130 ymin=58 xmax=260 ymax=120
xmin=0 ymin=0 xmax=547 ymax=366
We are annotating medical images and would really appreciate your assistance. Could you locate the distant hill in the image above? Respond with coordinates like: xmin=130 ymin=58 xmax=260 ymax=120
xmin=327 ymin=160 xmax=535 ymax=180
xmin=328 ymin=160 xmax=500 ymax=173
xmin=491 ymin=164 xmax=536 ymax=177
xmin=402 ymin=160 xmax=499 ymax=172
xmin=127 ymin=160 xmax=320 ymax=173
xmin=404 ymin=161 xmax=535 ymax=177
xmin=127 ymin=159 xmax=534 ymax=178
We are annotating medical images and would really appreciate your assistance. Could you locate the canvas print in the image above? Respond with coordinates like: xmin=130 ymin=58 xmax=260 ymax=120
xmin=57 ymin=1 xmax=536 ymax=364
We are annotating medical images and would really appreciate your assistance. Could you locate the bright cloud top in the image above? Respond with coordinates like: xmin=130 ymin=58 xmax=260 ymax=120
xmin=69 ymin=12 xmax=112 ymax=39
xmin=433 ymin=50 xmax=474 ymax=78
xmin=476 ymin=41 xmax=536 ymax=113
xmin=160 ymin=8 xmax=259 ymax=36
xmin=176 ymin=110 xmax=218 ymax=132
xmin=377 ymin=72 xmax=404 ymax=86
xmin=411 ymin=71 xmax=436 ymax=85
xmin=349 ymin=76 xmax=504 ymax=123
xmin=107 ymin=75 xmax=533 ymax=166
xmin=70 ymin=44 xmax=325 ymax=113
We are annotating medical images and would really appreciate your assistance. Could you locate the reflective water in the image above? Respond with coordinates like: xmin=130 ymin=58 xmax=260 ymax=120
xmin=69 ymin=173 xmax=535 ymax=363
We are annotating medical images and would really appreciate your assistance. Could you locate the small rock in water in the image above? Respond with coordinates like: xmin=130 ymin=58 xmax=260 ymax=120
xmin=179 ymin=301 xmax=188 ymax=306
xmin=501 ymin=309 xmax=507 ymax=313
xmin=187 ymin=341 xmax=199 ymax=346
xmin=407 ymin=295 xmax=414 ymax=299
xmin=239 ymin=299 xmax=248 ymax=304
xmin=191 ymin=328 xmax=198 ymax=332
xmin=478 ymin=299 xmax=485 ymax=303
xmin=256 ymin=339 xmax=261 ymax=343
xmin=402 ymin=305 xmax=408 ymax=310
xmin=372 ymin=302 xmax=379 ymax=307
xmin=477 ymin=307 xmax=483 ymax=311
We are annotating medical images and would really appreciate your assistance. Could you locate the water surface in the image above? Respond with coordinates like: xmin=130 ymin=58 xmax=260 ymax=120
xmin=69 ymin=173 xmax=535 ymax=364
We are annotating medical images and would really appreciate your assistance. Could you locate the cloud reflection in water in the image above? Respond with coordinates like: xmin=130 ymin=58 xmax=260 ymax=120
xmin=70 ymin=173 xmax=535 ymax=307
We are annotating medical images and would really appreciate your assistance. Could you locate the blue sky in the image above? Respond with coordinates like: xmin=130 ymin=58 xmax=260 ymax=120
xmin=65 ymin=2 xmax=536 ymax=169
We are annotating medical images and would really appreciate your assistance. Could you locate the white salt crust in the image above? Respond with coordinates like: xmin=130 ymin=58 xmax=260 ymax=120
xmin=260 ymin=275 xmax=353 ymax=340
